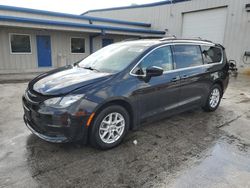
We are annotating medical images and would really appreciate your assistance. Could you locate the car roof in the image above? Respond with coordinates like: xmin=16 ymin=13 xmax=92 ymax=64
xmin=120 ymin=37 xmax=217 ymax=47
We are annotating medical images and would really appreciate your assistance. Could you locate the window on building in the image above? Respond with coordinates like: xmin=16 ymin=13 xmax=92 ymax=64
xmin=201 ymin=46 xmax=222 ymax=64
xmin=134 ymin=46 xmax=173 ymax=75
xmin=10 ymin=34 xmax=31 ymax=53
xmin=102 ymin=38 xmax=114 ymax=47
xmin=71 ymin=38 xmax=85 ymax=53
xmin=173 ymin=45 xmax=203 ymax=69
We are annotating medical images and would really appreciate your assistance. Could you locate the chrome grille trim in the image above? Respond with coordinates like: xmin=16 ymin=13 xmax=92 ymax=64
xmin=27 ymin=90 xmax=37 ymax=98
xmin=24 ymin=90 xmax=40 ymax=104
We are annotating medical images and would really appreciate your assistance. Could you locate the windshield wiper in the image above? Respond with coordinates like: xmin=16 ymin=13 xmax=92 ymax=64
xmin=82 ymin=66 xmax=100 ymax=72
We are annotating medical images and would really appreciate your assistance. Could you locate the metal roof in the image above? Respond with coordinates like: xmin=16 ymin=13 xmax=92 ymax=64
xmin=0 ymin=15 xmax=166 ymax=35
xmin=0 ymin=5 xmax=151 ymax=27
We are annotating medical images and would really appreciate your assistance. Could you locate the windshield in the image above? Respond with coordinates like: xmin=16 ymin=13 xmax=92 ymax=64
xmin=78 ymin=42 xmax=150 ymax=73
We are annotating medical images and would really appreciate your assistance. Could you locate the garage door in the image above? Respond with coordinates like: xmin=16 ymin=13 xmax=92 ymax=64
xmin=182 ymin=8 xmax=228 ymax=44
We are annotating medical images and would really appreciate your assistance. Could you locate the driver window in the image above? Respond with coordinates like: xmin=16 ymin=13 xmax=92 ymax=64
xmin=133 ymin=46 xmax=173 ymax=75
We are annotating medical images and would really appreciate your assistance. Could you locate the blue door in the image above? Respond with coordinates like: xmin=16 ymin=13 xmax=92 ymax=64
xmin=102 ymin=38 xmax=114 ymax=47
xmin=36 ymin=35 xmax=52 ymax=67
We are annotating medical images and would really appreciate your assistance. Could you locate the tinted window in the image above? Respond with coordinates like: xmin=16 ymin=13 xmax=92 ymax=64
xmin=173 ymin=45 xmax=203 ymax=69
xmin=10 ymin=34 xmax=31 ymax=53
xmin=71 ymin=38 xmax=85 ymax=53
xmin=201 ymin=46 xmax=222 ymax=64
xmin=134 ymin=46 xmax=173 ymax=75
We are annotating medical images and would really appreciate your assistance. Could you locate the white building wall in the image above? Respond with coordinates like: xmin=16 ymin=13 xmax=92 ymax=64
xmin=86 ymin=0 xmax=250 ymax=70
xmin=0 ymin=6 xmax=165 ymax=74
xmin=0 ymin=27 xmax=90 ymax=74
xmin=0 ymin=27 xmax=134 ymax=73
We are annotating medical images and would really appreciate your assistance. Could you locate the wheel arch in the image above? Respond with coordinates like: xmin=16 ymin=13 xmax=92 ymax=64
xmin=93 ymin=98 xmax=136 ymax=130
xmin=213 ymin=79 xmax=224 ymax=94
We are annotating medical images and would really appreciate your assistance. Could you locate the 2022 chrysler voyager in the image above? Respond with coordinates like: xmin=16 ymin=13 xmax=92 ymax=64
xmin=23 ymin=38 xmax=229 ymax=149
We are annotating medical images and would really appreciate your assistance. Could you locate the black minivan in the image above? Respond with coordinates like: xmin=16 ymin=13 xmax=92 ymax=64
xmin=23 ymin=38 xmax=229 ymax=149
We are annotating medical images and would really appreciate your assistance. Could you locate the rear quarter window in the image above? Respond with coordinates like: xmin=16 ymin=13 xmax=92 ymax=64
xmin=201 ymin=46 xmax=222 ymax=64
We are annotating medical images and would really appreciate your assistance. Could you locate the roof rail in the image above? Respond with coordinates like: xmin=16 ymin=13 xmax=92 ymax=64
xmin=189 ymin=37 xmax=202 ymax=40
xmin=121 ymin=36 xmax=215 ymax=43
xmin=180 ymin=37 xmax=213 ymax=43
xmin=139 ymin=36 xmax=162 ymax=39
xmin=159 ymin=35 xmax=177 ymax=41
xmin=122 ymin=36 xmax=162 ymax=42
xmin=202 ymin=39 xmax=213 ymax=43
xmin=122 ymin=38 xmax=140 ymax=42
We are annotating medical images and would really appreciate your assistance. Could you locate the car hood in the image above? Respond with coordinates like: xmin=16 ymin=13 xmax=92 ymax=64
xmin=31 ymin=66 xmax=111 ymax=95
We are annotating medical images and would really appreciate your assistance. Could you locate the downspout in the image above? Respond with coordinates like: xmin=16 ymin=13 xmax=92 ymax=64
xmin=89 ymin=29 xmax=106 ymax=54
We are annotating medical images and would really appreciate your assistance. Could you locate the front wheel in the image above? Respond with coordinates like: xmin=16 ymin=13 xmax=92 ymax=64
xmin=203 ymin=84 xmax=222 ymax=112
xmin=89 ymin=105 xmax=129 ymax=149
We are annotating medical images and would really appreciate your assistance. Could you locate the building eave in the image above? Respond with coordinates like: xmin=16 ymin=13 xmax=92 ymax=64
xmin=0 ymin=5 xmax=151 ymax=28
xmin=0 ymin=15 xmax=165 ymax=36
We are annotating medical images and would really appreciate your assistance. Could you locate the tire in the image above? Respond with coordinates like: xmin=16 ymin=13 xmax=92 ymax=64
xmin=203 ymin=84 xmax=222 ymax=112
xmin=89 ymin=105 xmax=130 ymax=150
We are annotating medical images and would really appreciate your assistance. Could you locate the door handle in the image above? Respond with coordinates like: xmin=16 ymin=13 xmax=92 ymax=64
xmin=171 ymin=76 xmax=180 ymax=82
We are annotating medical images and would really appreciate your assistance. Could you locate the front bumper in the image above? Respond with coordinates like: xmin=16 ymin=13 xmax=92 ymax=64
xmin=24 ymin=115 xmax=69 ymax=143
xmin=22 ymin=95 xmax=90 ymax=143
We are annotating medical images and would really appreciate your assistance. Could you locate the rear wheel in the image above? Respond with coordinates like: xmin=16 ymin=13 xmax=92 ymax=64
xmin=203 ymin=84 xmax=222 ymax=112
xmin=90 ymin=105 xmax=129 ymax=149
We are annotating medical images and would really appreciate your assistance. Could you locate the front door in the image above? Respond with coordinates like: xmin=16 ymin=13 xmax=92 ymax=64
xmin=132 ymin=45 xmax=181 ymax=120
xmin=36 ymin=35 xmax=52 ymax=67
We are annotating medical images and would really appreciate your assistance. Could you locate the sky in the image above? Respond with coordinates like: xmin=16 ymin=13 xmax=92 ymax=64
xmin=0 ymin=0 xmax=163 ymax=15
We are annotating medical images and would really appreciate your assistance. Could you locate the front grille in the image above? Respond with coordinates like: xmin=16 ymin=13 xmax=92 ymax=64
xmin=23 ymin=89 xmax=69 ymax=140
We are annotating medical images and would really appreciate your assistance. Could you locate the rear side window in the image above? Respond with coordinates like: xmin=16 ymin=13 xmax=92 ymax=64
xmin=173 ymin=45 xmax=203 ymax=69
xmin=201 ymin=46 xmax=222 ymax=64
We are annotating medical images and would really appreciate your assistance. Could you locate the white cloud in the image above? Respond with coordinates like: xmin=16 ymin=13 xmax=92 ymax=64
xmin=0 ymin=0 xmax=162 ymax=14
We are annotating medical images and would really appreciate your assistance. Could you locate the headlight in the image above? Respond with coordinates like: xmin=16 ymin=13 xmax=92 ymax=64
xmin=44 ymin=94 xmax=84 ymax=108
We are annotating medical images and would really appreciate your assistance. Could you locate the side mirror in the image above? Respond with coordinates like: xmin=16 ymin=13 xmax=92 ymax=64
xmin=146 ymin=66 xmax=163 ymax=77
xmin=228 ymin=60 xmax=237 ymax=70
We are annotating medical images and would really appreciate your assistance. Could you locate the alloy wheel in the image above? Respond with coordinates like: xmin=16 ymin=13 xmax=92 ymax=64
xmin=99 ymin=112 xmax=125 ymax=144
xmin=209 ymin=88 xmax=220 ymax=108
